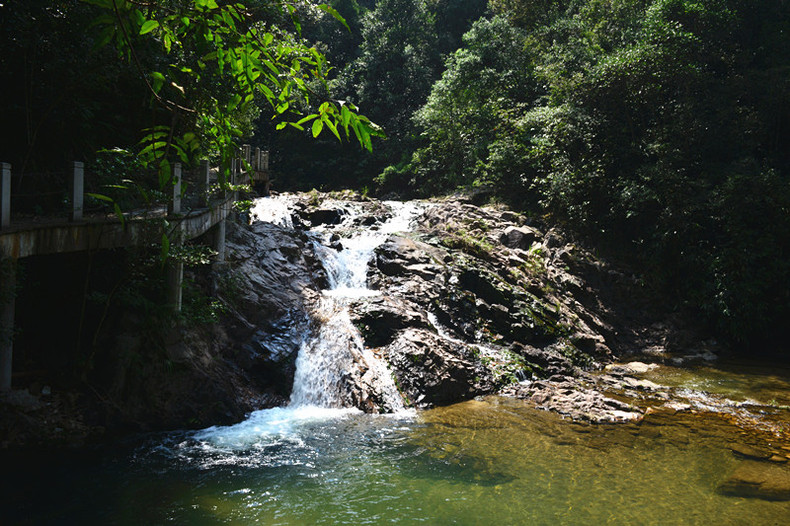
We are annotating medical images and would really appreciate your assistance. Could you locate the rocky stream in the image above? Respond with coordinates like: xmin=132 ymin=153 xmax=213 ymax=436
xmin=2 ymin=191 xmax=790 ymax=523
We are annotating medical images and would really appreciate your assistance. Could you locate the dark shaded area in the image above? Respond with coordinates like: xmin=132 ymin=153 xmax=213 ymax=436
xmin=13 ymin=249 xmax=130 ymax=389
xmin=0 ymin=0 xmax=154 ymax=173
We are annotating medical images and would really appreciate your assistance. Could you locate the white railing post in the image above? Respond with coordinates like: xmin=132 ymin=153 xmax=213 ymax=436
xmin=169 ymin=162 xmax=182 ymax=215
xmin=70 ymin=161 xmax=84 ymax=222
xmin=165 ymin=222 xmax=184 ymax=313
xmin=242 ymin=144 xmax=251 ymax=169
xmin=231 ymin=156 xmax=237 ymax=186
xmin=1 ymin=163 xmax=11 ymax=229
xmin=198 ymin=159 xmax=210 ymax=207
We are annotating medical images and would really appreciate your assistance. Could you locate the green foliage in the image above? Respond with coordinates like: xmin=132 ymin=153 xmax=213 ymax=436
xmin=87 ymin=148 xmax=161 ymax=212
xmin=85 ymin=0 xmax=379 ymax=173
xmin=267 ymin=0 xmax=487 ymax=192
xmin=404 ymin=15 xmax=539 ymax=195
xmin=479 ymin=347 xmax=531 ymax=387
xmin=0 ymin=0 xmax=147 ymax=171
xmin=181 ymin=278 xmax=227 ymax=326
xmin=170 ymin=244 xmax=217 ymax=267
xmin=401 ymin=0 xmax=790 ymax=347
xmin=440 ymin=232 xmax=495 ymax=261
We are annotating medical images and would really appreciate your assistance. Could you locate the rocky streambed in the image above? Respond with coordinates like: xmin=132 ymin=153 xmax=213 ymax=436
xmin=3 ymin=190 xmax=790 ymax=503
xmin=223 ymin=191 xmax=790 ymax=501
xmin=245 ymin=191 xmax=711 ymax=418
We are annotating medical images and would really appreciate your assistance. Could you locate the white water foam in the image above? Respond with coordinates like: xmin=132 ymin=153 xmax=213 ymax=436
xmin=192 ymin=405 xmax=360 ymax=450
xmin=290 ymin=201 xmax=424 ymax=410
xmin=249 ymin=194 xmax=295 ymax=227
xmin=193 ymin=198 xmax=422 ymax=450
xmin=314 ymin=200 xmax=424 ymax=293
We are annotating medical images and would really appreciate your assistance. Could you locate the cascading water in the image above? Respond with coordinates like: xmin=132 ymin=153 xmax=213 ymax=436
xmin=289 ymin=200 xmax=423 ymax=410
xmin=191 ymin=196 xmax=422 ymax=451
xmin=248 ymin=194 xmax=295 ymax=228
xmin=10 ymin=195 xmax=790 ymax=525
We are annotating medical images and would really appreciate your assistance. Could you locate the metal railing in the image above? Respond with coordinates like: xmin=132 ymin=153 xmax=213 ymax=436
xmin=0 ymin=145 xmax=269 ymax=230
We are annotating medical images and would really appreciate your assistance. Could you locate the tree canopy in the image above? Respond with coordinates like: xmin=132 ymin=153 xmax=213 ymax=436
xmin=0 ymin=0 xmax=379 ymax=176
xmin=2 ymin=0 xmax=788 ymax=348
xmin=273 ymin=0 xmax=790 ymax=348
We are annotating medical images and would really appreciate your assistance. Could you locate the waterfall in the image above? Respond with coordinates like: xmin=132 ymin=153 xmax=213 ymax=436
xmin=289 ymin=200 xmax=423 ymax=410
xmin=189 ymin=196 xmax=421 ymax=451
xmin=248 ymin=194 xmax=295 ymax=228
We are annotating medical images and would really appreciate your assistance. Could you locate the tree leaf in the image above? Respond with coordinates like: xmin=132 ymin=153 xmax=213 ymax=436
xmin=161 ymin=233 xmax=171 ymax=267
xmin=323 ymin=116 xmax=341 ymax=141
xmin=228 ymin=93 xmax=242 ymax=111
xmin=86 ymin=192 xmax=113 ymax=202
xmin=113 ymin=202 xmax=125 ymax=224
xmin=316 ymin=4 xmax=349 ymax=32
xmin=341 ymin=105 xmax=352 ymax=129
xmin=151 ymin=71 xmax=166 ymax=94
xmin=139 ymin=20 xmax=159 ymax=35
xmin=312 ymin=118 xmax=324 ymax=138
xmin=297 ymin=114 xmax=318 ymax=126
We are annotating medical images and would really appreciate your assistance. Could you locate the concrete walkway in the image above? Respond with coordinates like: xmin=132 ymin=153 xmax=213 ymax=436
xmin=0 ymin=149 xmax=269 ymax=391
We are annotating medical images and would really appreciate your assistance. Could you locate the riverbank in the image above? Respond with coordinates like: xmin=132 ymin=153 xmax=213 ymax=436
xmin=1 ymin=191 xmax=788 ymax=455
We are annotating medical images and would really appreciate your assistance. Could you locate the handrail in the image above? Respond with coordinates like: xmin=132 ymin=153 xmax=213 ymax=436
xmin=0 ymin=146 xmax=270 ymax=259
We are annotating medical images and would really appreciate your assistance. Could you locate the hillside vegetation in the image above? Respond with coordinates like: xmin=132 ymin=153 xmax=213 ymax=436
xmin=278 ymin=0 xmax=790 ymax=347
xmin=1 ymin=0 xmax=788 ymax=347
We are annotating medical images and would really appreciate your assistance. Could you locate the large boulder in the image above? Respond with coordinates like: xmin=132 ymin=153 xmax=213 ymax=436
xmin=374 ymin=236 xmax=444 ymax=278
xmin=306 ymin=208 xmax=345 ymax=226
xmin=500 ymin=225 xmax=541 ymax=250
xmin=349 ymin=296 xmax=432 ymax=348
xmin=385 ymin=329 xmax=493 ymax=408
xmin=226 ymin=220 xmax=326 ymax=326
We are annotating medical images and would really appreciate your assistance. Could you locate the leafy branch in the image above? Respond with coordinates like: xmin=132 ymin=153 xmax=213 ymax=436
xmin=85 ymin=0 xmax=381 ymax=175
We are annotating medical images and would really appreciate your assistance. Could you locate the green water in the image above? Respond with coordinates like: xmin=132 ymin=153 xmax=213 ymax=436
xmin=642 ymin=360 xmax=790 ymax=408
xmin=4 ymin=395 xmax=790 ymax=525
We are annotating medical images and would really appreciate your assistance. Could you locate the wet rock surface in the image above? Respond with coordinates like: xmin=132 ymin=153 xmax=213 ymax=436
xmin=344 ymin=196 xmax=703 ymax=420
xmin=502 ymin=378 xmax=643 ymax=424
xmin=4 ymin=190 xmax=778 ymax=447
xmin=385 ymin=328 xmax=495 ymax=408
xmin=262 ymin=192 xmax=727 ymax=423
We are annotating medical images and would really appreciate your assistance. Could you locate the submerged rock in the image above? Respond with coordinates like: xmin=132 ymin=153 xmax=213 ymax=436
xmin=719 ymin=461 xmax=790 ymax=501
xmin=729 ymin=442 xmax=776 ymax=461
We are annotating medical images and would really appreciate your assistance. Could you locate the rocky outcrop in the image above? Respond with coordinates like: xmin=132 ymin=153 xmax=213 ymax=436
xmin=349 ymin=296 xmax=432 ymax=348
xmin=385 ymin=329 xmax=495 ymax=408
xmin=269 ymin=191 xmax=675 ymax=421
xmin=350 ymin=196 xmax=709 ymax=420
xmin=0 ymin=190 xmax=715 ymax=447
xmin=502 ymin=378 xmax=643 ymax=424
xmin=79 ymin=217 xmax=330 ymax=435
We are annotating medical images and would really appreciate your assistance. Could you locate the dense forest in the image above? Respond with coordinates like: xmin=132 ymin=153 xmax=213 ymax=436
xmin=1 ymin=0 xmax=789 ymax=349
